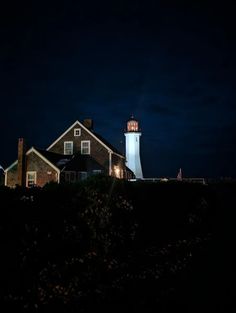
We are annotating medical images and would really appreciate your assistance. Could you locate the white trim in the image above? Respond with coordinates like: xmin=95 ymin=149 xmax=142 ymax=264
xmin=26 ymin=171 xmax=37 ymax=187
xmin=113 ymin=151 xmax=125 ymax=159
xmin=5 ymin=148 xmax=61 ymax=184
xmin=47 ymin=120 xmax=79 ymax=150
xmin=74 ymin=128 xmax=81 ymax=137
xmin=5 ymin=160 xmax=18 ymax=172
xmin=109 ymin=151 xmax=112 ymax=176
xmin=46 ymin=120 xmax=124 ymax=158
xmin=81 ymin=140 xmax=90 ymax=155
xmin=4 ymin=170 xmax=7 ymax=186
xmin=56 ymin=172 xmax=60 ymax=183
xmin=26 ymin=147 xmax=60 ymax=181
xmin=64 ymin=141 xmax=73 ymax=155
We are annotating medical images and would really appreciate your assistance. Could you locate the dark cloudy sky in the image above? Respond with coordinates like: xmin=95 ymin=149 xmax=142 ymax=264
xmin=1 ymin=0 xmax=236 ymax=178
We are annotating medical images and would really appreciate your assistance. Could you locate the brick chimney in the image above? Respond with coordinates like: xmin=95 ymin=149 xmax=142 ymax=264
xmin=83 ymin=119 xmax=93 ymax=131
xmin=17 ymin=138 xmax=26 ymax=187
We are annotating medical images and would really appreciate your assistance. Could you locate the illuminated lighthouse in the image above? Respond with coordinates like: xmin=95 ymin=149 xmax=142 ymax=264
xmin=124 ymin=116 xmax=143 ymax=179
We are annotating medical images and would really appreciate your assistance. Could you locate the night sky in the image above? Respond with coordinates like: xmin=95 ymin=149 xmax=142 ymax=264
xmin=1 ymin=0 xmax=236 ymax=178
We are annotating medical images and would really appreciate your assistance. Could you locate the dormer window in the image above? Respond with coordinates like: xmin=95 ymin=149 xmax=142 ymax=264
xmin=74 ymin=128 xmax=81 ymax=137
xmin=81 ymin=141 xmax=90 ymax=154
xmin=64 ymin=141 xmax=73 ymax=155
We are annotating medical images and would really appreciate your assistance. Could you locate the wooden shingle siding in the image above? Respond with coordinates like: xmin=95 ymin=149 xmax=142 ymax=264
xmin=6 ymin=152 xmax=59 ymax=187
xmin=26 ymin=152 xmax=58 ymax=187
xmin=6 ymin=163 xmax=18 ymax=188
xmin=48 ymin=125 xmax=111 ymax=170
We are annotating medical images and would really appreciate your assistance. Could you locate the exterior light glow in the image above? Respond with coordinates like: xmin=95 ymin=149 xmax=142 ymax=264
xmin=114 ymin=165 xmax=120 ymax=178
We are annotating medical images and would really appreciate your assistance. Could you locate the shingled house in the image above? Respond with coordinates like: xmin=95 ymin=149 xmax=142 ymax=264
xmin=5 ymin=119 xmax=134 ymax=187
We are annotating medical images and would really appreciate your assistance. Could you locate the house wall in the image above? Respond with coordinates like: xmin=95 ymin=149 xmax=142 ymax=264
xmin=48 ymin=125 xmax=113 ymax=173
xmin=6 ymin=152 xmax=58 ymax=188
xmin=26 ymin=152 xmax=58 ymax=187
xmin=6 ymin=121 xmax=131 ymax=187
xmin=6 ymin=163 xmax=18 ymax=187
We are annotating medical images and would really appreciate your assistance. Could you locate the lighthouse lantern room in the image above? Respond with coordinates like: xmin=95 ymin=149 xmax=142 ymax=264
xmin=124 ymin=116 xmax=143 ymax=179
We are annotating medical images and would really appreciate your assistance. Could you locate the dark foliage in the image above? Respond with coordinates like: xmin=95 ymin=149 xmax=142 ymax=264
xmin=0 ymin=177 xmax=235 ymax=312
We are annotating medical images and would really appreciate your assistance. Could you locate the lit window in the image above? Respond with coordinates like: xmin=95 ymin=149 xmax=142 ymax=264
xmin=74 ymin=128 xmax=81 ymax=137
xmin=81 ymin=141 xmax=90 ymax=154
xmin=27 ymin=171 xmax=36 ymax=187
xmin=128 ymin=121 xmax=138 ymax=132
xmin=114 ymin=166 xmax=121 ymax=178
xmin=64 ymin=141 xmax=73 ymax=155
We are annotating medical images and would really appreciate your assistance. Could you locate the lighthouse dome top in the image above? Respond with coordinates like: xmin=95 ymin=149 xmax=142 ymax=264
xmin=126 ymin=115 xmax=140 ymax=132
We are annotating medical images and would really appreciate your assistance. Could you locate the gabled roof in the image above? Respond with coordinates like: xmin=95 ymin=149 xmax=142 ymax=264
xmin=26 ymin=148 xmax=61 ymax=174
xmin=5 ymin=148 xmax=65 ymax=173
xmin=62 ymin=154 xmax=105 ymax=172
xmin=35 ymin=149 xmax=72 ymax=169
xmin=5 ymin=160 xmax=18 ymax=172
xmin=47 ymin=120 xmax=124 ymax=158
xmin=5 ymin=147 xmax=104 ymax=175
xmin=93 ymin=131 xmax=123 ymax=156
xmin=36 ymin=150 xmax=105 ymax=172
xmin=125 ymin=165 xmax=134 ymax=174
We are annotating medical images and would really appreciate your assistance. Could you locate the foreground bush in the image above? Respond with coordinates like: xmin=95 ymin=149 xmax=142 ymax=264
xmin=0 ymin=177 xmax=232 ymax=312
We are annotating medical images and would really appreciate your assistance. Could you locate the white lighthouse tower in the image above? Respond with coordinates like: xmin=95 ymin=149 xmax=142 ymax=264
xmin=124 ymin=116 xmax=143 ymax=179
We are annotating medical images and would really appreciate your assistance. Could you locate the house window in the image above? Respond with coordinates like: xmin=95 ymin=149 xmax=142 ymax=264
xmin=65 ymin=171 xmax=76 ymax=183
xmin=81 ymin=141 xmax=90 ymax=155
xmin=70 ymin=171 xmax=76 ymax=182
xmin=26 ymin=171 xmax=37 ymax=187
xmin=74 ymin=128 xmax=81 ymax=137
xmin=64 ymin=141 xmax=73 ymax=155
xmin=79 ymin=171 xmax=88 ymax=180
xmin=93 ymin=170 xmax=102 ymax=175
